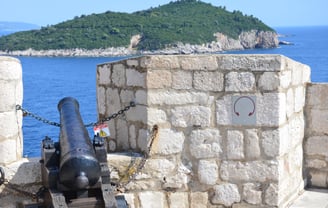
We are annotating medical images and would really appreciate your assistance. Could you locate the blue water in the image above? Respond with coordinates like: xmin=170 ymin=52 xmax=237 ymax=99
xmin=8 ymin=26 xmax=328 ymax=157
xmin=19 ymin=57 xmax=126 ymax=157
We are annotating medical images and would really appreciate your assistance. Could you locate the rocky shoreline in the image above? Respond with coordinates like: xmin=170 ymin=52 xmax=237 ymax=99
xmin=0 ymin=30 xmax=279 ymax=57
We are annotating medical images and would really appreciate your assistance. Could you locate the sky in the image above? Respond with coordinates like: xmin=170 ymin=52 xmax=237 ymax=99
xmin=0 ymin=0 xmax=327 ymax=27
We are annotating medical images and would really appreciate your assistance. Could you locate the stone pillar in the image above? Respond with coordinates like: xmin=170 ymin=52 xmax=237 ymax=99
xmin=0 ymin=56 xmax=23 ymax=165
xmin=97 ymin=55 xmax=311 ymax=208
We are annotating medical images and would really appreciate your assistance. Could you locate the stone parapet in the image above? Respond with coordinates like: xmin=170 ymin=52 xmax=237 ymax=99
xmin=96 ymin=54 xmax=311 ymax=207
xmin=0 ymin=56 xmax=23 ymax=165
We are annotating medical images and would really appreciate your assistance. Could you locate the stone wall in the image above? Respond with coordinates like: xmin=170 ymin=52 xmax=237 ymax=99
xmin=304 ymin=83 xmax=328 ymax=188
xmin=0 ymin=56 xmax=23 ymax=165
xmin=96 ymin=54 xmax=311 ymax=207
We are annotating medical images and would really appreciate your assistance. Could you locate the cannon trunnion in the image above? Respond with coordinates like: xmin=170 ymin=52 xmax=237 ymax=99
xmin=24 ymin=97 xmax=127 ymax=208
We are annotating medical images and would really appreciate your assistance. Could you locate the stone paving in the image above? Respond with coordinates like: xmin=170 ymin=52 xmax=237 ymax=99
xmin=290 ymin=188 xmax=328 ymax=208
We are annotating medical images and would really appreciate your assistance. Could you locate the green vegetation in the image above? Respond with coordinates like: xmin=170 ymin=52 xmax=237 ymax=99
xmin=0 ymin=0 xmax=274 ymax=51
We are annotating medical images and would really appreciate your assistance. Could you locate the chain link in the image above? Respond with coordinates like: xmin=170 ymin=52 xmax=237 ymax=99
xmin=16 ymin=101 xmax=136 ymax=128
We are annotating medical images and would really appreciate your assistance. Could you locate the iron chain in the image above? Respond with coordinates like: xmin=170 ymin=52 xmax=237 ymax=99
xmin=16 ymin=101 xmax=136 ymax=128
xmin=16 ymin=105 xmax=61 ymax=127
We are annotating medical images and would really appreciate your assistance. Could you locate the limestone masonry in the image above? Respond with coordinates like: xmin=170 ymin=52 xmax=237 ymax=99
xmin=1 ymin=54 xmax=328 ymax=208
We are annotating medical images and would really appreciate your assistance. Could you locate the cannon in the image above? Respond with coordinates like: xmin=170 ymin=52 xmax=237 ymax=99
xmin=22 ymin=97 xmax=127 ymax=208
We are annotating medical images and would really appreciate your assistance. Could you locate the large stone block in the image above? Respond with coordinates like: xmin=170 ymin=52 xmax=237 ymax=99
xmin=305 ymin=136 xmax=328 ymax=157
xmin=257 ymin=93 xmax=286 ymax=126
xmin=245 ymin=129 xmax=261 ymax=160
xmin=190 ymin=192 xmax=208 ymax=208
xmin=198 ymin=160 xmax=218 ymax=185
xmin=264 ymin=183 xmax=278 ymax=206
xmin=138 ymin=191 xmax=166 ymax=208
xmin=97 ymin=64 xmax=111 ymax=85
xmin=144 ymin=158 xmax=176 ymax=178
xmin=227 ymin=130 xmax=244 ymax=160
xmin=96 ymin=86 xmax=106 ymax=115
xmin=147 ymin=108 xmax=168 ymax=126
xmin=172 ymin=70 xmax=192 ymax=90
xmin=141 ymin=55 xmax=180 ymax=69
xmin=189 ymin=129 xmax=222 ymax=159
xmin=0 ymin=138 xmax=17 ymax=164
xmin=126 ymin=68 xmax=146 ymax=87
xmin=151 ymin=128 xmax=185 ymax=155
xmin=179 ymin=55 xmax=218 ymax=71
xmin=168 ymin=192 xmax=189 ymax=208
xmin=112 ymin=64 xmax=126 ymax=87
xmin=147 ymin=70 xmax=171 ymax=89
xmin=306 ymin=83 xmax=328 ymax=108
xmin=220 ymin=160 xmax=278 ymax=182
xmin=307 ymin=109 xmax=328 ymax=135
xmin=217 ymin=55 xmax=283 ymax=71
xmin=243 ymin=183 xmax=262 ymax=205
xmin=216 ymin=95 xmax=233 ymax=125
xmin=0 ymin=112 xmax=20 ymax=139
xmin=225 ymin=72 xmax=255 ymax=92
xmin=194 ymin=71 xmax=224 ymax=91
xmin=0 ymin=56 xmax=22 ymax=81
xmin=294 ymin=86 xmax=305 ymax=113
xmin=211 ymin=183 xmax=241 ymax=206
xmin=148 ymin=90 xmax=212 ymax=106
xmin=258 ymin=72 xmax=279 ymax=91
xmin=171 ymin=106 xmax=211 ymax=128
xmin=0 ymin=80 xmax=19 ymax=112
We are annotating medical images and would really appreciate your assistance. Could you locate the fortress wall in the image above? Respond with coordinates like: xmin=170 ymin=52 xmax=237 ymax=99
xmin=304 ymin=83 xmax=328 ymax=188
xmin=0 ymin=56 xmax=23 ymax=165
xmin=97 ymin=54 xmax=311 ymax=207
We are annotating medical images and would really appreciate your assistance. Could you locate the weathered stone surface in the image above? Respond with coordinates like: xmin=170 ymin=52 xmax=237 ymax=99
xmin=305 ymin=136 xmax=328 ymax=157
xmin=305 ymin=159 xmax=327 ymax=169
xmin=179 ymin=55 xmax=218 ymax=71
xmin=135 ymin=90 xmax=147 ymax=105
xmin=258 ymin=72 xmax=279 ymax=91
xmin=279 ymin=70 xmax=292 ymax=89
xmin=0 ymin=138 xmax=18 ymax=164
xmin=168 ymin=192 xmax=189 ymax=208
xmin=0 ymin=80 xmax=21 ymax=112
xmin=147 ymin=70 xmax=172 ymax=89
xmin=286 ymin=88 xmax=294 ymax=118
xmin=261 ymin=129 xmax=280 ymax=158
xmin=106 ymin=88 xmax=121 ymax=114
xmin=138 ymin=129 xmax=148 ymax=152
xmin=120 ymin=193 xmax=136 ymax=208
xmin=225 ymin=72 xmax=255 ymax=92
xmin=96 ymin=86 xmax=106 ymax=115
xmin=112 ymin=64 xmax=126 ymax=87
xmin=129 ymin=125 xmax=137 ymax=149
xmin=216 ymin=95 xmax=232 ymax=125
xmin=144 ymin=158 xmax=176 ymax=178
xmin=227 ymin=130 xmax=244 ymax=160
xmin=120 ymin=89 xmax=134 ymax=105
xmin=211 ymin=184 xmax=241 ymax=206
xmin=138 ymin=191 xmax=166 ymax=208
xmin=194 ymin=71 xmax=224 ymax=91
xmin=141 ymin=55 xmax=180 ymax=69
xmin=172 ymin=70 xmax=192 ymax=90
xmin=126 ymin=68 xmax=146 ymax=87
xmin=117 ymin=119 xmax=129 ymax=149
xmin=198 ymin=160 xmax=218 ymax=185
xmin=151 ymin=128 xmax=185 ymax=155
xmin=171 ymin=106 xmax=211 ymax=128
xmin=306 ymin=83 xmax=328 ymax=108
xmin=148 ymin=90 xmax=211 ymax=106
xmin=243 ymin=183 xmax=262 ymax=205
xmin=0 ymin=112 xmax=20 ymax=140
xmin=294 ymin=86 xmax=305 ymax=113
xmin=308 ymin=170 xmax=328 ymax=187
xmin=189 ymin=129 xmax=222 ymax=159
xmin=257 ymin=93 xmax=286 ymax=126
xmin=217 ymin=55 xmax=283 ymax=71
xmin=147 ymin=108 xmax=168 ymax=126
xmin=191 ymin=192 xmax=208 ymax=208
xmin=0 ymin=56 xmax=22 ymax=81
xmin=245 ymin=129 xmax=261 ymax=160
xmin=97 ymin=64 xmax=111 ymax=85
xmin=308 ymin=109 xmax=328 ymax=135
xmin=265 ymin=183 xmax=278 ymax=206
xmin=220 ymin=160 xmax=278 ymax=182
xmin=126 ymin=59 xmax=139 ymax=67
xmin=126 ymin=105 xmax=147 ymax=124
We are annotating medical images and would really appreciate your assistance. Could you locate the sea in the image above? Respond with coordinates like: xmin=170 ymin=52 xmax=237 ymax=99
xmin=1 ymin=26 xmax=327 ymax=157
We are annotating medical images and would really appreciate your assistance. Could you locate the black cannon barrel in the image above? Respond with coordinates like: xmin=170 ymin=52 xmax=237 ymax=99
xmin=58 ymin=97 xmax=101 ymax=190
